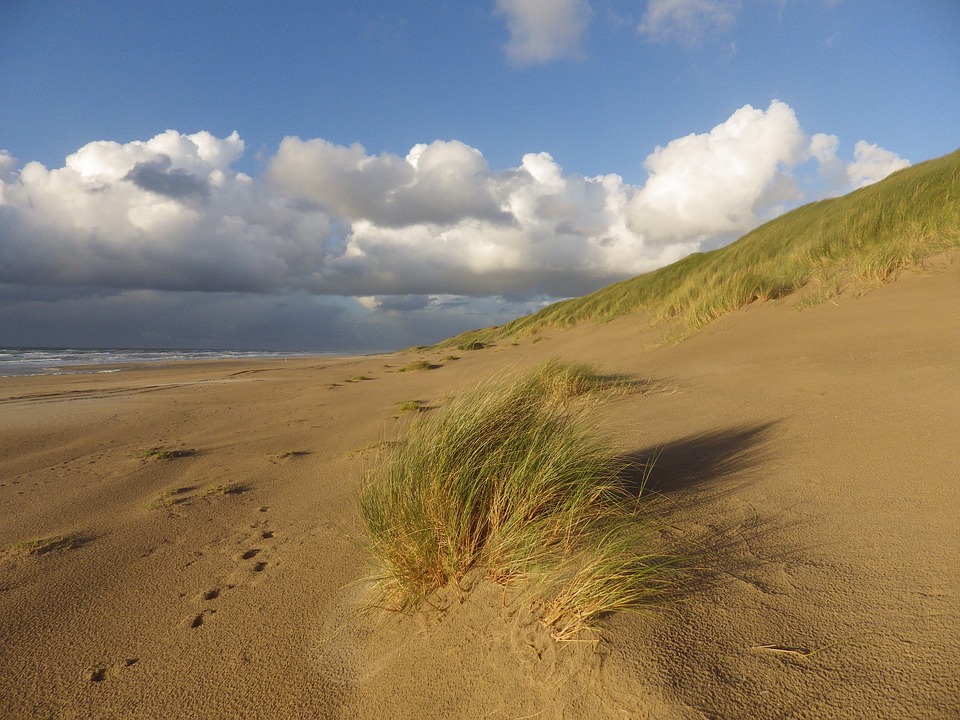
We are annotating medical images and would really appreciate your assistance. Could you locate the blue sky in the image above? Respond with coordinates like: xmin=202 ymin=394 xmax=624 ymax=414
xmin=1 ymin=1 xmax=958 ymax=351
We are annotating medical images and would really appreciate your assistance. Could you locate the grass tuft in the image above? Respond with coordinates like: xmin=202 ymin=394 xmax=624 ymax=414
xmin=13 ymin=533 xmax=88 ymax=555
xmin=521 ymin=358 xmax=634 ymax=401
xmin=358 ymin=360 xmax=675 ymax=637
xmin=140 ymin=446 xmax=194 ymax=460
xmin=521 ymin=358 xmax=669 ymax=402
xmin=150 ymin=485 xmax=197 ymax=509
xmin=200 ymin=482 xmax=248 ymax=497
xmin=397 ymin=360 xmax=435 ymax=372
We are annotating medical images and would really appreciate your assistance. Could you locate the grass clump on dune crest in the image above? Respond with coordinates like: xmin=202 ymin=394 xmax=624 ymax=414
xmin=359 ymin=360 xmax=674 ymax=638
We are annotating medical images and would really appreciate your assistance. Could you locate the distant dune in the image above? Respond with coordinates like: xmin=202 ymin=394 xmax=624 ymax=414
xmin=2 ymin=241 xmax=959 ymax=714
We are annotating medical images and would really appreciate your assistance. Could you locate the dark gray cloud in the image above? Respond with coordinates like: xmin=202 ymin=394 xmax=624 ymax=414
xmin=124 ymin=155 xmax=209 ymax=201
xmin=0 ymin=284 xmax=524 ymax=352
xmin=0 ymin=285 xmax=354 ymax=351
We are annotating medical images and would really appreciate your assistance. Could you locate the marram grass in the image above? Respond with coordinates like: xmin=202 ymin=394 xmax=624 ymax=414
xmin=441 ymin=148 xmax=960 ymax=347
xmin=521 ymin=357 xmax=628 ymax=402
xmin=358 ymin=360 xmax=675 ymax=638
xmin=536 ymin=523 xmax=678 ymax=641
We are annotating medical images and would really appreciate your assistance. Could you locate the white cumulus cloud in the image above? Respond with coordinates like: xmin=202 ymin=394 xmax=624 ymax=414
xmin=847 ymin=141 xmax=910 ymax=189
xmin=495 ymin=0 xmax=592 ymax=65
xmin=808 ymin=133 xmax=910 ymax=194
xmin=809 ymin=132 xmax=846 ymax=189
xmin=627 ymin=100 xmax=807 ymax=243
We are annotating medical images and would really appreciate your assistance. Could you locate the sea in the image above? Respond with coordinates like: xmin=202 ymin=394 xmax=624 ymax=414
xmin=0 ymin=347 xmax=326 ymax=378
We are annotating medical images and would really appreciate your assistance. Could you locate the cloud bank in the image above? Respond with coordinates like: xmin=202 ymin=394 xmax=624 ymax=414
xmin=0 ymin=102 xmax=908 ymax=311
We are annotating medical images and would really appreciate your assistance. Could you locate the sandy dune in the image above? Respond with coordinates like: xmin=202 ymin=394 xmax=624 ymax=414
xmin=2 ymin=257 xmax=958 ymax=719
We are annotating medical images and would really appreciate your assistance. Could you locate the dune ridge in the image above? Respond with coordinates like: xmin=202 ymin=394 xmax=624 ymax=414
xmin=447 ymin=147 xmax=960 ymax=348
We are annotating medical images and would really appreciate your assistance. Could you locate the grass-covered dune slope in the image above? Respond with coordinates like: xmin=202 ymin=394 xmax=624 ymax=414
xmin=447 ymin=148 xmax=960 ymax=347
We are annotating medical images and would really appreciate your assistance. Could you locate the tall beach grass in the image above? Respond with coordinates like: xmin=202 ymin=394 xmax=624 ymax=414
xmin=358 ymin=360 xmax=674 ymax=638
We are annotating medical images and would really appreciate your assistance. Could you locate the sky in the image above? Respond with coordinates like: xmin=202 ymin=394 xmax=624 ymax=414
xmin=1 ymin=1 xmax=958 ymax=352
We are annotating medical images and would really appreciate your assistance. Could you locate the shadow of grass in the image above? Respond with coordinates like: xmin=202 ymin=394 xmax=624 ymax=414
xmin=620 ymin=422 xmax=797 ymax=599
xmin=623 ymin=422 xmax=780 ymax=497
xmin=609 ymin=423 xmax=847 ymax=720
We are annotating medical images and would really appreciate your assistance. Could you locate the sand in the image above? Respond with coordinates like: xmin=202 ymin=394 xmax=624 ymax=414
xmin=2 ymin=256 xmax=958 ymax=719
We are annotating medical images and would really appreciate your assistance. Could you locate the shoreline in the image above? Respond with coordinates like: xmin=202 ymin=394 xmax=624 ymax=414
xmin=0 ymin=348 xmax=375 ymax=379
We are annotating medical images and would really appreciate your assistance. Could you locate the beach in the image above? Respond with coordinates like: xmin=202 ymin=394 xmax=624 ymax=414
xmin=2 ymin=257 xmax=959 ymax=719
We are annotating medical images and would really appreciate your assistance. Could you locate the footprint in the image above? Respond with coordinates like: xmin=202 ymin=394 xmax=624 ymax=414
xmin=189 ymin=609 xmax=216 ymax=629
xmin=87 ymin=659 xmax=137 ymax=683
xmin=241 ymin=549 xmax=260 ymax=560
xmin=202 ymin=588 xmax=220 ymax=601
xmin=253 ymin=561 xmax=267 ymax=572
xmin=260 ymin=531 xmax=274 ymax=540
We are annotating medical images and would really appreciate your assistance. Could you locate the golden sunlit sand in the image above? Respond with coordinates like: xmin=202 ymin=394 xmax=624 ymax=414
xmin=2 ymin=256 xmax=959 ymax=718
